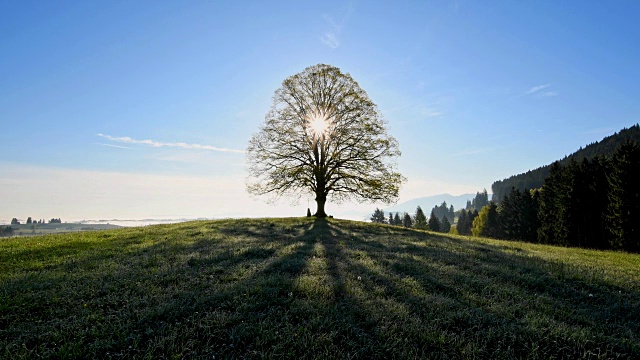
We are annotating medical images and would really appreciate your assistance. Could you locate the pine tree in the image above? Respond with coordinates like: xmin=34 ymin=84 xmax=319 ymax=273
xmin=457 ymin=210 xmax=468 ymax=235
xmin=448 ymin=205 xmax=455 ymax=223
xmin=538 ymin=162 xmax=569 ymax=245
xmin=370 ymin=208 xmax=386 ymax=223
xmin=414 ymin=206 xmax=427 ymax=229
xmin=499 ymin=187 xmax=540 ymax=243
xmin=607 ymin=141 xmax=640 ymax=252
xmin=402 ymin=212 xmax=413 ymax=228
xmin=441 ymin=215 xmax=451 ymax=233
xmin=428 ymin=210 xmax=440 ymax=232
xmin=394 ymin=212 xmax=401 ymax=226
xmin=388 ymin=212 xmax=394 ymax=225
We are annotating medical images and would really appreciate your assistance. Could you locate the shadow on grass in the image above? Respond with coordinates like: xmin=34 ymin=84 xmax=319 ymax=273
xmin=1 ymin=217 xmax=639 ymax=359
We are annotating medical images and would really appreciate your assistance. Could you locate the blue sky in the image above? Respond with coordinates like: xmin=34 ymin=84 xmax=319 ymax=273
xmin=1 ymin=1 xmax=639 ymax=222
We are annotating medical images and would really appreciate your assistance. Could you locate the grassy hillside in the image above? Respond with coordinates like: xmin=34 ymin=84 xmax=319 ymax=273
xmin=1 ymin=218 xmax=639 ymax=359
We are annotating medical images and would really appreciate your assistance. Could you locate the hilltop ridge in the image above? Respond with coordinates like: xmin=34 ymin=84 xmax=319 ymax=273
xmin=492 ymin=124 xmax=640 ymax=201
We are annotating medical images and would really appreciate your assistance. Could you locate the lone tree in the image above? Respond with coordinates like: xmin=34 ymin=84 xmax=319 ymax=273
xmin=247 ymin=64 xmax=404 ymax=217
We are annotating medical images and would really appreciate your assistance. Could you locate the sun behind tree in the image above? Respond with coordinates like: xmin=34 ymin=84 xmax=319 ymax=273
xmin=247 ymin=64 xmax=405 ymax=217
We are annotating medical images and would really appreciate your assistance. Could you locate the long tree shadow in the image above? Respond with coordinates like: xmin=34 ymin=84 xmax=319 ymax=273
xmin=2 ymin=218 xmax=639 ymax=359
xmin=324 ymin=220 xmax=640 ymax=358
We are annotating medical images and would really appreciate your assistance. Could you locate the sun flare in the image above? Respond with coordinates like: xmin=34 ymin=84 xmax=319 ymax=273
xmin=306 ymin=112 xmax=330 ymax=138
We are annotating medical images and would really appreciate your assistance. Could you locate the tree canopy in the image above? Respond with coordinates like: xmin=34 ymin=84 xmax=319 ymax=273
xmin=247 ymin=64 xmax=404 ymax=217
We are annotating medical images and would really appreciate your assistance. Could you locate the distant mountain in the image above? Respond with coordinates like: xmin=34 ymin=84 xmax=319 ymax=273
xmin=492 ymin=124 xmax=640 ymax=202
xmin=381 ymin=193 xmax=478 ymax=216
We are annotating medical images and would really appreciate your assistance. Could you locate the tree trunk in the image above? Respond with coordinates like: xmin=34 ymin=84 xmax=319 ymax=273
xmin=314 ymin=193 xmax=327 ymax=218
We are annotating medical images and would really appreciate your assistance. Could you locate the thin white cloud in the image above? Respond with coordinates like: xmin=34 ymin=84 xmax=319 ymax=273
xmin=320 ymin=3 xmax=353 ymax=49
xmin=96 ymin=143 xmax=131 ymax=150
xmin=519 ymin=84 xmax=558 ymax=98
xmin=97 ymin=134 xmax=244 ymax=153
xmin=526 ymin=84 xmax=551 ymax=94
xmin=321 ymin=33 xmax=340 ymax=49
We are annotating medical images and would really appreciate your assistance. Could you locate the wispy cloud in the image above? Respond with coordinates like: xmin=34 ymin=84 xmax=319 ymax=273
xmin=526 ymin=84 xmax=551 ymax=94
xmin=97 ymin=134 xmax=244 ymax=153
xmin=320 ymin=32 xmax=340 ymax=49
xmin=96 ymin=143 xmax=131 ymax=150
xmin=525 ymin=84 xmax=558 ymax=98
xmin=320 ymin=3 xmax=353 ymax=49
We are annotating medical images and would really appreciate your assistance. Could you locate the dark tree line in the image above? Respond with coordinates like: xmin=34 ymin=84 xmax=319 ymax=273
xmin=431 ymin=201 xmax=455 ymax=223
xmin=456 ymin=209 xmax=479 ymax=236
xmin=371 ymin=205 xmax=456 ymax=234
xmin=10 ymin=217 xmax=62 ymax=225
xmin=492 ymin=124 xmax=640 ymax=202
xmin=465 ymin=189 xmax=489 ymax=212
xmin=475 ymin=140 xmax=640 ymax=252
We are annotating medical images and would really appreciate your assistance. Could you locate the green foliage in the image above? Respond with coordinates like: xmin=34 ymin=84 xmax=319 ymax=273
xmin=1 ymin=218 xmax=639 ymax=358
xmin=472 ymin=203 xmax=501 ymax=238
xmin=370 ymin=208 xmax=386 ymax=224
xmin=11 ymin=218 xmax=19 ymax=225
xmin=607 ymin=141 xmax=640 ymax=251
xmin=537 ymin=156 xmax=614 ymax=249
xmin=393 ymin=212 xmax=401 ymax=226
xmin=430 ymin=201 xmax=455 ymax=224
xmin=247 ymin=64 xmax=405 ymax=217
xmin=440 ymin=216 xmax=451 ymax=233
xmin=466 ymin=189 xmax=489 ymax=212
xmin=413 ymin=206 xmax=427 ymax=229
xmin=456 ymin=209 xmax=477 ymax=236
xmin=26 ymin=217 xmax=32 ymax=224
xmin=499 ymin=187 xmax=540 ymax=243
xmin=428 ymin=210 xmax=440 ymax=232
xmin=402 ymin=212 xmax=413 ymax=228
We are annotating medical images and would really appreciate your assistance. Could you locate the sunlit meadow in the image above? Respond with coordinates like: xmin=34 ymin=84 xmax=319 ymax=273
xmin=1 ymin=218 xmax=639 ymax=358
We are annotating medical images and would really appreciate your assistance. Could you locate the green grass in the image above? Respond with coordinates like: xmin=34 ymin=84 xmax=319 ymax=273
xmin=1 ymin=217 xmax=639 ymax=359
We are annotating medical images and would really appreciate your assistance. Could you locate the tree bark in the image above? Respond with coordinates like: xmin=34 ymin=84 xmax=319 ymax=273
xmin=314 ymin=193 xmax=327 ymax=218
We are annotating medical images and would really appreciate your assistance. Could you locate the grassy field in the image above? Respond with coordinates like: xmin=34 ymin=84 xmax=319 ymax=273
xmin=1 ymin=217 xmax=639 ymax=359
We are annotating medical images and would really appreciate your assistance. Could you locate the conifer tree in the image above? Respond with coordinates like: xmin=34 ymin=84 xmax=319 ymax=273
xmin=441 ymin=215 xmax=451 ymax=233
xmin=607 ymin=141 xmax=640 ymax=251
xmin=428 ymin=210 xmax=441 ymax=232
xmin=370 ymin=208 xmax=386 ymax=223
xmin=414 ymin=206 xmax=427 ymax=229
xmin=457 ymin=210 xmax=468 ymax=235
xmin=394 ymin=212 xmax=401 ymax=226
xmin=388 ymin=212 xmax=394 ymax=225
xmin=538 ymin=162 xmax=569 ymax=245
xmin=402 ymin=212 xmax=413 ymax=228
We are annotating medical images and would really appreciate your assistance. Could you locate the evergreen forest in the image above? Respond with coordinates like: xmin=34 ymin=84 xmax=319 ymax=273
xmin=492 ymin=124 xmax=640 ymax=202
xmin=479 ymin=140 xmax=640 ymax=252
